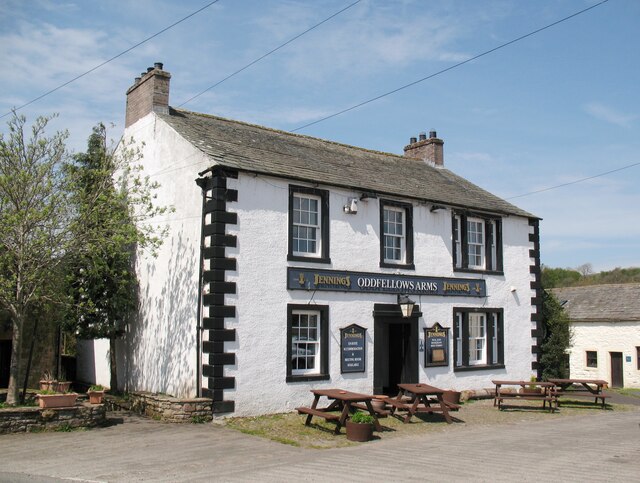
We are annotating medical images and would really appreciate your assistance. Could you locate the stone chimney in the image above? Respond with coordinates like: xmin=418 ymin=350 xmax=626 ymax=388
xmin=403 ymin=130 xmax=444 ymax=166
xmin=125 ymin=62 xmax=171 ymax=128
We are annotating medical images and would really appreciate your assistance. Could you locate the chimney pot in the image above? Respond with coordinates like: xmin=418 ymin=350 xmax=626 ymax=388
xmin=403 ymin=128 xmax=444 ymax=166
xmin=126 ymin=63 xmax=171 ymax=128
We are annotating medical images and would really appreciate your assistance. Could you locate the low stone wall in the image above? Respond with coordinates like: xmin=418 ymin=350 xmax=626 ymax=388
xmin=0 ymin=402 xmax=106 ymax=434
xmin=108 ymin=391 xmax=212 ymax=423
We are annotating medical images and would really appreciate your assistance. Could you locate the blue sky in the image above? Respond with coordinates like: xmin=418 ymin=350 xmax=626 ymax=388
xmin=1 ymin=0 xmax=638 ymax=272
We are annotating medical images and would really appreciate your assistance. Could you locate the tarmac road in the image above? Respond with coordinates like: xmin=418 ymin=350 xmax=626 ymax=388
xmin=1 ymin=406 xmax=639 ymax=482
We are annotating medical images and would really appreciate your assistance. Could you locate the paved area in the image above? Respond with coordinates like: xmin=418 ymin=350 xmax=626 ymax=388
xmin=1 ymin=407 xmax=639 ymax=482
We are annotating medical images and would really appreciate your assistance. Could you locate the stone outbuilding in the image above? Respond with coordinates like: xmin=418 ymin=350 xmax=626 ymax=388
xmin=552 ymin=283 xmax=640 ymax=388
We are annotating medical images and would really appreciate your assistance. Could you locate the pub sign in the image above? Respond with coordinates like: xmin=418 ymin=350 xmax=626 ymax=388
xmin=424 ymin=323 xmax=449 ymax=367
xmin=340 ymin=324 xmax=366 ymax=373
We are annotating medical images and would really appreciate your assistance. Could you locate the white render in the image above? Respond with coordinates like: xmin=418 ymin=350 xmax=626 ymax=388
xmin=569 ymin=321 xmax=640 ymax=388
xmin=104 ymin=111 xmax=540 ymax=415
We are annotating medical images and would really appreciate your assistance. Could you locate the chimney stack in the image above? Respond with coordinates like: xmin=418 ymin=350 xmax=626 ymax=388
xmin=403 ymin=129 xmax=444 ymax=166
xmin=125 ymin=63 xmax=171 ymax=128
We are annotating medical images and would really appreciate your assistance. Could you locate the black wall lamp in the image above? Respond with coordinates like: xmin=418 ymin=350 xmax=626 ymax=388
xmin=397 ymin=294 xmax=416 ymax=318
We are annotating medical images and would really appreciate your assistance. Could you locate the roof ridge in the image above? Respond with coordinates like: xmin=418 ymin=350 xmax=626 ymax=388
xmin=171 ymin=107 xmax=424 ymax=163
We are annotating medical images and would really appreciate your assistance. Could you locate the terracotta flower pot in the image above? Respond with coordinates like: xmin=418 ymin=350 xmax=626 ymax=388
xmin=37 ymin=393 xmax=78 ymax=408
xmin=345 ymin=421 xmax=374 ymax=442
xmin=87 ymin=390 xmax=105 ymax=404
xmin=53 ymin=381 xmax=72 ymax=393
xmin=442 ymin=390 xmax=461 ymax=405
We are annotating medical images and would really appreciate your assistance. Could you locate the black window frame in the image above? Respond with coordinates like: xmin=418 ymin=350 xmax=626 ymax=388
xmin=288 ymin=185 xmax=331 ymax=264
xmin=286 ymin=304 xmax=330 ymax=382
xmin=453 ymin=307 xmax=504 ymax=372
xmin=586 ymin=350 xmax=598 ymax=368
xmin=452 ymin=211 xmax=503 ymax=274
xmin=637 ymin=347 xmax=640 ymax=370
xmin=379 ymin=199 xmax=415 ymax=270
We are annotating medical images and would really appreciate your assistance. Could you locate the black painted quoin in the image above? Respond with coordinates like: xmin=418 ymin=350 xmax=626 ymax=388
xmin=196 ymin=167 xmax=238 ymax=414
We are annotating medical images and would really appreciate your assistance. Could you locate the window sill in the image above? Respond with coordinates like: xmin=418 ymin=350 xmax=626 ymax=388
xmin=288 ymin=255 xmax=332 ymax=264
xmin=286 ymin=374 xmax=330 ymax=383
xmin=453 ymin=268 xmax=504 ymax=276
xmin=380 ymin=262 xmax=415 ymax=270
xmin=453 ymin=364 xmax=505 ymax=372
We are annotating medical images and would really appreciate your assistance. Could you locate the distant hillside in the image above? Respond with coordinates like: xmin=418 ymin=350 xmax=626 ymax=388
xmin=542 ymin=265 xmax=640 ymax=289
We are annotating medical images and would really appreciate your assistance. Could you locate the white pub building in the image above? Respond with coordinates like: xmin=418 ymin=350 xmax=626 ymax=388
xmin=78 ymin=64 xmax=543 ymax=416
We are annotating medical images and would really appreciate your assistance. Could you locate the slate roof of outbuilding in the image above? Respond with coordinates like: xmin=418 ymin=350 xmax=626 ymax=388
xmin=551 ymin=284 xmax=640 ymax=322
xmin=160 ymin=108 xmax=536 ymax=218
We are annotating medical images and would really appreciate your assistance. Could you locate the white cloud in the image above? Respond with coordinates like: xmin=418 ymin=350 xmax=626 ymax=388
xmin=584 ymin=102 xmax=636 ymax=128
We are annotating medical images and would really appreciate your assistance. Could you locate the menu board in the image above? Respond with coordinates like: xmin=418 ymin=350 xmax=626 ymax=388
xmin=424 ymin=323 xmax=449 ymax=367
xmin=340 ymin=324 xmax=366 ymax=373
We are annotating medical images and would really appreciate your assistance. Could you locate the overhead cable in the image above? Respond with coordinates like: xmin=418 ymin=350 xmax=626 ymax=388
xmin=291 ymin=0 xmax=610 ymax=132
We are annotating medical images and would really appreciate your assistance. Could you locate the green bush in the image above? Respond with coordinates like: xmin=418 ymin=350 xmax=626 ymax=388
xmin=350 ymin=411 xmax=375 ymax=424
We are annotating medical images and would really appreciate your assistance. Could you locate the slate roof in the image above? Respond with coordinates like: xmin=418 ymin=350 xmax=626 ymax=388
xmin=160 ymin=108 xmax=536 ymax=218
xmin=551 ymin=284 xmax=640 ymax=322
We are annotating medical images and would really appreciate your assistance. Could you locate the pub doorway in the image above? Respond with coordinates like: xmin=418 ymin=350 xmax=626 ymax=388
xmin=373 ymin=304 xmax=420 ymax=396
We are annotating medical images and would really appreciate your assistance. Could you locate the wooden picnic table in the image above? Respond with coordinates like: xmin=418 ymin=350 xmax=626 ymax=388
xmin=387 ymin=383 xmax=457 ymax=424
xmin=492 ymin=380 xmax=558 ymax=412
xmin=547 ymin=378 xmax=609 ymax=408
xmin=296 ymin=389 xmax=382 ymax=434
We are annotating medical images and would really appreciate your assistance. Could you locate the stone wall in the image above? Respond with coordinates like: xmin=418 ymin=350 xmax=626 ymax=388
xmin=109 ymin=391 xmax=212 ymax=423
xmin=0 ymin=402 xmax=106 ymax=434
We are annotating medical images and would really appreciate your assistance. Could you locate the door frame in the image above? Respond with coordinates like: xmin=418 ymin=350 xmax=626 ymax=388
xmin=610 ymin=351 xmax=624 ymax=388
xmin=373 ymin=303 xmax=421 ymax=395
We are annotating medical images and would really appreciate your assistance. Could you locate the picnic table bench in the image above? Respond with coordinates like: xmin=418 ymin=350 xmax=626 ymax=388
xmin=388 ymin=383 xmax=457 ymax=423
xmin=547 ymin=378 xmax=610 ymax=408
xmin=492 ymin=380 xmax=558 ymax=412
xmin=296 ymin=389 xmax=382 ymax=434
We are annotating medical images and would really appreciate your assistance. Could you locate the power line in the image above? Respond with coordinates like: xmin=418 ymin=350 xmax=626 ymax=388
xmin=291 ymin=0 xmax=610 ymax=132
xmin=505 ymin=161 xmax=640 ymax=200
xmin=178 ymin=0 xmax=362 ymax=107
xmin=1 ymin=0 xmax=222 ymax=119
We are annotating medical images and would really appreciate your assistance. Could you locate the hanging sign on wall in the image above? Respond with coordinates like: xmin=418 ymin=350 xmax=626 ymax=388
xmin=340 ymin=324 xmax=366 ymax=373
xmin=424 ymin=323 xmax=449 ymax=367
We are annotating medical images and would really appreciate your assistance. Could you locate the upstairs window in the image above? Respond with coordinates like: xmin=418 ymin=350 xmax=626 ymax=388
xmin=380 ymin=200 xmax=414 ymax=269
xmin=288 ymin=186 xmax=330 ymax=263
xmin=453 ymin=212 xmax=502 ymax=273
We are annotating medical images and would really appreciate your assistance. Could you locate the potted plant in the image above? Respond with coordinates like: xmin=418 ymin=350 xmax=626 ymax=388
xmin=520 ymin=376 xmax=542 ymax=395
xmin=39 ymin=371 xmax=55 ymax=391
xmin=345 ymin=411 xmax=375 ymax=442
xmin=37 ymin=389 xmax=78 ymax=409
xmin=442 ymin=390 xmax=462 ymax=405
xmin=87 ymin=385 xmax=106 ymax=404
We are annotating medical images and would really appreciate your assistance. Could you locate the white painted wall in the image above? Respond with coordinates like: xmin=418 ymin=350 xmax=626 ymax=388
xmin=114 ymin=113 xmax=211 ymax=397
xmin=224 ymin=173 xmax=536 ymax=416
xmin=90 ymin=114 xmax=538 ymax=413
xmin=569 ymin=321 xmax=640 ymax=388
xmin=76 ymin=339 xmax=110 ymax=387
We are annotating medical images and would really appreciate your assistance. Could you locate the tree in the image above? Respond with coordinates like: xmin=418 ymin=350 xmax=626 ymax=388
xmin=64 ymin=123 xmax=170 ymax=392
xmin=541 ymin=265 xmax=582 ymax=288
xmin=539 ymin=290 xmax=573 ymax=380
xmin=0 ymin=113 xmax=75 ymax=405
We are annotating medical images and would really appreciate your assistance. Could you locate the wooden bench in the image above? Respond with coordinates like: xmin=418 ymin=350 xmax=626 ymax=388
xmin=350 ymin=402 xmax=390 ymax=417
xmin=495 ymin=393 xmax=557 ymax=412
xmin=295 ymin=407 xmax=341 ymax=425
xmin=553 ymin=391 xmax=610 ymax=408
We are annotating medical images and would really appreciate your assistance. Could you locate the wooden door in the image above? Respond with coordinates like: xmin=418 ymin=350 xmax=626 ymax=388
xmin=610 ymin=352 xmax=624 ymax=388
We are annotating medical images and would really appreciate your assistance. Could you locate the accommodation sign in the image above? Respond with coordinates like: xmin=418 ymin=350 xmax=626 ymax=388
xmin=340 ymin=324 xmax=366 ymax=373
xmin=424 ymin=323 xmax=449 ymax=367
xmin=287 ymin=268 xmax=486 ymax=297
